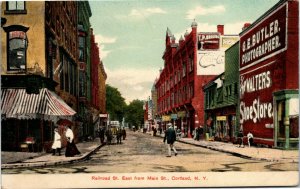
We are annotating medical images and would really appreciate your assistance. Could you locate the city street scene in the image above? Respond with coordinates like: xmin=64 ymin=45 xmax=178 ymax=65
xmin=1 ymin=0 xmax=299 ymax=188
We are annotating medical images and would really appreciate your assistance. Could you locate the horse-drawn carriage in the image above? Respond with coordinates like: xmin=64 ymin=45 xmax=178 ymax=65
xmin=106 ymin=121 xmax=122 ymax=144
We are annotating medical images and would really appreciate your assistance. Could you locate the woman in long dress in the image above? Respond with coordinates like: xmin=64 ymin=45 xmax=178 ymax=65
xmin=65 ymin=126 xmax=80 ymax=157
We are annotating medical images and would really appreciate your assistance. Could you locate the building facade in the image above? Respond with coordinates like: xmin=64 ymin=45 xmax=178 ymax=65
xmin=203 ymin=42 xmax=240 ymax=142
xmin=239 ymin=0 xmax=298 ymax=149
xmin=1 ymin=1 xmax=78 ymax=151
xmin=77 ymin=1 xmax=92 ymax=139
xmin=156 ymin=21 xmax=238 ymax=137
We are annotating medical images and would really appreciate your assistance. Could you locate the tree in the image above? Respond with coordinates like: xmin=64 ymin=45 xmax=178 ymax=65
xmin=106 ymin=84 xmax=126 ymax=122
xmin=124 ymin=99 xmax=144 ymax=129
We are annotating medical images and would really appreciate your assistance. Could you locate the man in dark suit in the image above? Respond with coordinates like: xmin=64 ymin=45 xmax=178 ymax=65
xmin=163 ymin=123 xmax=178 ymax=157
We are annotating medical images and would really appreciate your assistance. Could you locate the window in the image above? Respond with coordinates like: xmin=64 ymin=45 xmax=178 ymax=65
xmin=78 ymin=36 xmax=85 ymax=61
xmin=182 ymin=63 xmax=186 ymax=77
xmin=5 ymin=1 xmax=26 ymax=14
xmin=4 ymin=25 xmax=29 ymax=71
xmin=189 ymin=57 xmax=194 ymax=72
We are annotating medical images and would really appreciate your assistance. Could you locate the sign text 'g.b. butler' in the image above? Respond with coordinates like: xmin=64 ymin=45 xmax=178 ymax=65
xmin=239 ymin=2 xmax=289 ymax=135
xmin=239 ymin=3 xmax=287 ymax=70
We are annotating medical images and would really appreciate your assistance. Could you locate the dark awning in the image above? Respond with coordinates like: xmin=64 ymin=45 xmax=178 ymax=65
xmin=1 ymin=88 xmax=76 ymax=121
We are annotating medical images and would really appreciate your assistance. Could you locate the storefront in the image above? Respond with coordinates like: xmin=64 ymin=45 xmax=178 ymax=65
xmin=239 ymin=0 xmax=298 ymax=148
xmin=1 ymin=88 xmax=76 ymax=152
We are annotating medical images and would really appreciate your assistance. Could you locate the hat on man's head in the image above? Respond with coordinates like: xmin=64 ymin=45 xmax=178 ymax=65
xmin=167 ymin=123 xmax=173 ymax=128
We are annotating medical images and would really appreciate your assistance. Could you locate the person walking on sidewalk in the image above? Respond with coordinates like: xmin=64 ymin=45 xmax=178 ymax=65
xmin=163 ymin=123 xmax=178 ymax=157
xmin=51 ymin=128 xmax=61 ymax=156
xmin=65 ymin=125 xmax=81 ymax=157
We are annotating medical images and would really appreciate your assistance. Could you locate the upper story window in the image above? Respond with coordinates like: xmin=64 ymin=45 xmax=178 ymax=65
xmin=182 ymin=62 xmax=186 ymax=77
xmin=5 ymin=1 xmax=27 ymax=14
xmin=78 ymin=36 xmax=85 ymax=62
xmin=189 ymin=57 xmax=194 ymax=72
xmin=3 ymin=25 xmax=29 ymax=71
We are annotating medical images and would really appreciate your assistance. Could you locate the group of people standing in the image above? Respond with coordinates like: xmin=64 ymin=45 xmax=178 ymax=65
xmin=99 ymin=127 xmax=126 ymax=145
xmin=51 ymin=123 xmax=80 ymax=157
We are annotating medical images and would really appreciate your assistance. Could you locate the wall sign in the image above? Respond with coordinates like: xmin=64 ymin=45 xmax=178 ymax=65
xmin=239 ymin=3 xmax=287 ymax=70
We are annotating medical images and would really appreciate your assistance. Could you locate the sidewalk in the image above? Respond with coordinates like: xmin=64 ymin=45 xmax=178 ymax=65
xmin=154 ymin=132 xmax=299 ymax=163
xmin=1 ymin=138 xmax=103 ymax=169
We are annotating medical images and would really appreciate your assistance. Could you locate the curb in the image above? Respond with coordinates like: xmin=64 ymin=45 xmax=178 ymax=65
xmin=1 ymin=143 xmax=105 ymax=169
xmin=156 ymin=135 xmax=283 ymax=162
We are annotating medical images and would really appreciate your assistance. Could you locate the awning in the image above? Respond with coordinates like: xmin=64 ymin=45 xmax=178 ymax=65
xmin=1 ymin=88 xmax=76 ymax=121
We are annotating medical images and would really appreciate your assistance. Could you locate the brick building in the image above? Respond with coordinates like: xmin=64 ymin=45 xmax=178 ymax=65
xmin=239 ymin=0 xmax=298 ymax=149
xmin=1 ymin=1 xmax=78 ymax=151
xmin=156 ymin=21 xmax=238 ymax=137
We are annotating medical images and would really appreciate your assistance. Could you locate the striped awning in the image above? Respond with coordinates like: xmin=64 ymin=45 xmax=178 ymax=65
xmin=1 ymin=88 xmax=76 ymax=121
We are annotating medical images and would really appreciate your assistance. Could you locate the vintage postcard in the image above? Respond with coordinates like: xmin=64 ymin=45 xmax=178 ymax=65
xmin=1 ymin=0 xmax=299 ymax=188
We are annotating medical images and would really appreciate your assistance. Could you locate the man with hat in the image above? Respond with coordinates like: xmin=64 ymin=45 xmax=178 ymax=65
xmin=163 ymin=123 xmax=178 ymax=157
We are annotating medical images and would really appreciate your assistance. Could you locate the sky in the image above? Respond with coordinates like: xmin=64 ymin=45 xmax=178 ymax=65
xmin=89 ymin=0 xmax=279 ymax=104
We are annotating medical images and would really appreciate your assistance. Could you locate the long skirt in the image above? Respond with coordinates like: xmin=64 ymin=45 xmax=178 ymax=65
xmin=65 ymin=141 xmax=80 ymax=157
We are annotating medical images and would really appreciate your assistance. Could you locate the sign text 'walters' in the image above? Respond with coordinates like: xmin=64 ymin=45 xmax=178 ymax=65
xmin=239 ymin=4 xmax=287 ymax=69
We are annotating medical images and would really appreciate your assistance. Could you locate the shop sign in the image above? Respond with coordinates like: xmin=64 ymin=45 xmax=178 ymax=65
xmin=177 ymin=111 xmax=186 ymax=118
xmin=239 ymin=66 xmax=274 ymax=125
xmin=99 ymin=114 xmax=108 ymax=118
xmin=162 ymin=115 xmax=171 ymax=121
xmin=217 ymin=116 xmax=226 ymax=121
xmin=171 ymin=114 xmax=177 ymax=120
xmin=220 ymin=36 xmax=239 ymax=49
xmin=239 ymin=3 xmax=287 ymax=70
xmin=198 ymin=33 xmax=220 ymax=50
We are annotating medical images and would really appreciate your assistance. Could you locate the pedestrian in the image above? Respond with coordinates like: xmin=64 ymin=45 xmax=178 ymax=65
xmin=51 ymin=128 xmax=61 ymax=156
xmin=159 ymin=127 xmax=162 ymax=135
xmin=163 ymin=123 xmax=178 ymax=157
xmin=116 ymin=128 xmax=122 ymax=144
xmin=65 ymin=125 xmax=81 ymax=157
xmin=237 ymin=129 xmax=244 ymax=148
xmin=247 ymin=132 xmax=254 ymax=147
xmin=122 ymin=127 xmax=126 ymax=140
xmin=195 ymin=127 xmax=200 ymax=141
xmin=98 ymin=127 xmax=105 ymax=144
xmin=105 ymin=129 xmax=112 ymax=144
xmin=153 ymin=127 xmax=157 ymax=136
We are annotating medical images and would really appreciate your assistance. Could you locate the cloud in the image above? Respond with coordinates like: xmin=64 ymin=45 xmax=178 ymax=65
xmin=99 ymin=44 xmax=111 ymax=60
xmin=115 ymin=7 xmax=167 ymax=21
xmin=129 ymin=7 xmax=167 ymax=17
xmin=94 ymin=34 xmax=117 ymax=60
xmin=186 ymin=5 xmax=225 ymax=20
xmin=105 ymin=67 xmax=158 ymax=103
xmin=95 ymin=34 xmax=117 ymax=44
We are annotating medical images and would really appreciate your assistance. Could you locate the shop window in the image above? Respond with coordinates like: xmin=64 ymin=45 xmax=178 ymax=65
xmin=289 ymin=98 xmax=299 ymax=138
xmin=5 ymin=1 xmax=27 ymax=14
xmin=277 ymin=101 xmax=285 ymax=138
xmin=4 ymin=25 xmax=29 ymax=71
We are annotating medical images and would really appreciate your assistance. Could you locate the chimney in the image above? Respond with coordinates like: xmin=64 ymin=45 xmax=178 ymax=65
xmin=217 ymin=25 xmax=224 ymax=35
xmin=242 ymin=23 xmax=251 ymax=31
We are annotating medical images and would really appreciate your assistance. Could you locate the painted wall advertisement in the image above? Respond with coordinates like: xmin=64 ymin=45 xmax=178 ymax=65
xmin=239 ymin=3 xmax=287 ymax=70
xmin=239 ymin=3 xmax=288 ymax=140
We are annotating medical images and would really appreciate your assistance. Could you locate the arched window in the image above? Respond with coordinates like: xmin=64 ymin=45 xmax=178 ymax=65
xmin=3 ymin=25 xmax=29 ymax=71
